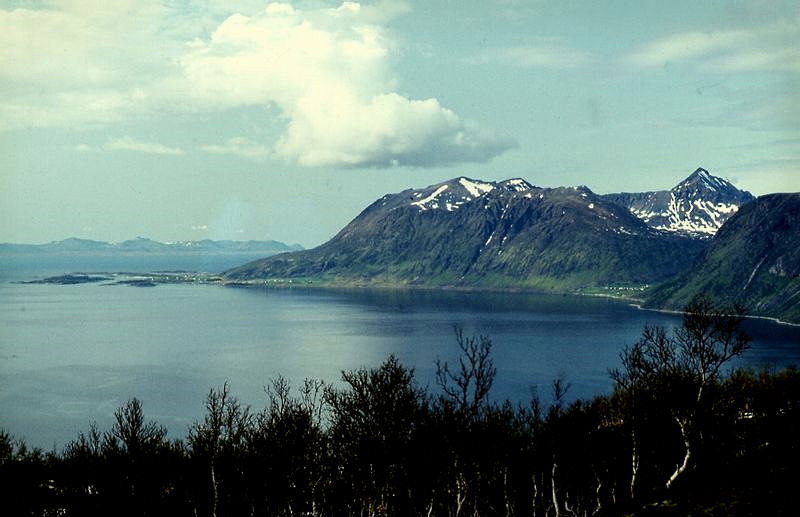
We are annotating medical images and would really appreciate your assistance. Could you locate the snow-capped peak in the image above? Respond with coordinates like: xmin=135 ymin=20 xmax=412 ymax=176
xmin=603 ymin=168 xmax=754 ymax=238
xmin=458 ymin=177 xmax=495 ymax=197
xmin=406 ymin=176 xmax=535 ymax=212
xmin=500 ymin=178 xmax=534 ymax=192
xmin=677 ymin=167 xmax=733 ymax=193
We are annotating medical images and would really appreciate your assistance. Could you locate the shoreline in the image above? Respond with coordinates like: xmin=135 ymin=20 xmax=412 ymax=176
xmin=223 ymin=279 xmax=800 ymax=327
xmin=15 ymin=271 xmax=799 ymax=327
xmin=627 ymin=302 xmax=800 ymax=328
xmin=221 ymin=278 xmax=646 ymax=301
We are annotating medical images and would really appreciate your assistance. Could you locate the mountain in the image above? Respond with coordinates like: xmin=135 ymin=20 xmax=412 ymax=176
xmin=0 ymin=238 xmax=112 ymax=253
xmin=602 ymin=168 xmax=754 ymax=238
xmin=42 ymin=238 xmax=114 ymax=252
xmin=225 ymin=177 xmax=705 ymax=290
xmin=116 ymin=237 xmax=173 ymax=252
xmin=186 ymin=239 xmax=304 ymax=253
xmin=0 ymin=238 xmax=303 ymax=255
xmin=645 ymin=193 xmax=800 ymax=323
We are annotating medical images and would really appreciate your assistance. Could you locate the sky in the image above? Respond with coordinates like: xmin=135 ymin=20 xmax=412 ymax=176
xmin=1 ymin=0 xmax=798 ymax=247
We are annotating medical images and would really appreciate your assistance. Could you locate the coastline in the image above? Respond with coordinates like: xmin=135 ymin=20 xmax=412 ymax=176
xmin=220 ymin=277 xmax=645 ymax=301
xmin=18 ymin=270 xmax=799 ymax=327
xmin=627 ymin=302 xmax=800 ymax=328
xmin=222 ymin=278 xmax=800 ymax=327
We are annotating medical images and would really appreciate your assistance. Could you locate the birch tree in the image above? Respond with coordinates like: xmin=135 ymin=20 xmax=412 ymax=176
xmin=611 ymin=295 xmax=750 ymax=490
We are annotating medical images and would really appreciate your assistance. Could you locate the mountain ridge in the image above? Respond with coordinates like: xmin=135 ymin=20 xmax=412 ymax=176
xmin=0 ymin=237 xmax=304 ymax=254
xmin=602 ymin=167 xmax=755 ymax=238
xmin=224 ymin=175 xmax=706 ymax=290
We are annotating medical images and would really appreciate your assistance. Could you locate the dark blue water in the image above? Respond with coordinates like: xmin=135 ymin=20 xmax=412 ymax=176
xmin=1 ymin=256 xmax=799 ymax=449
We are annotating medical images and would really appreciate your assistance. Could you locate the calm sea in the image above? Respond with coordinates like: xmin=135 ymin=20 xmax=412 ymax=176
xmin=1 ymin=255 xmax=799 ymax=449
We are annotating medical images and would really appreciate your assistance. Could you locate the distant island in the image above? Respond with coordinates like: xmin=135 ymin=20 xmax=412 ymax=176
xmin=0 ymin=237 xmax=303 ymax=255
xmin=1 ymin=237 xmax=305 ymax=283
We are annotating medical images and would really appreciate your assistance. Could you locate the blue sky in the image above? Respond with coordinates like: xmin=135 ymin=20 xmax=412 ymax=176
xmin=1 ymin=0 xmax=798 ymax=246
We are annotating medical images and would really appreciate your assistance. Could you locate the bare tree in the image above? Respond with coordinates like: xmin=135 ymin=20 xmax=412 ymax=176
xmin=436 ymin=328 xmax=497 ymax=416
xmin=106 ymin=398 xmax=167 ymax=456
xmin=188 ymin=383 xmax=250 ymax=517
xmin=434 ymin=329 xmax=499 ymax=516
xmin=611 ymin=295 xmax=750 ymax=490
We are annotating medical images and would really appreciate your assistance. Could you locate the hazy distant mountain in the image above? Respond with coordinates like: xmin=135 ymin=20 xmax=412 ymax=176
xmin=42 ymin=238 xmax=114 ymax=253
xmin=0 ymin=237 xmax=303 ymax=255
xmin=225 ymin=177 xmax=704 ymax=290
xmin=603 ymin=168 xmax=754 ymax=238
xmin=645 ymin=193 xmax=800 ymax=323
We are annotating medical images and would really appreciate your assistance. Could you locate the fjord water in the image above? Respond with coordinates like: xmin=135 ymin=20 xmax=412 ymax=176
xmin=2 ymin=262 xmax=800 ymax=449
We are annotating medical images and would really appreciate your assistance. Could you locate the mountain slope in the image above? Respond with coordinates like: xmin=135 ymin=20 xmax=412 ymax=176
xmin=603 ymin=168 xmax=754 ymax=238
xmin=225 ymin=177 xmax=705 ymax=290
xmin=645 ymin=193 xmax=800 ymax=323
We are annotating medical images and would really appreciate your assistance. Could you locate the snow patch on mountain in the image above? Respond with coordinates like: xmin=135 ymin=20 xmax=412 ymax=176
xmin=602 ymin=168 xmax=754 ymax=238
xmin=409 ymin=177 xmax=534 ymax=212
xmin=459 ymin=177 xmax=494 ymax=197
xmin=502 ymin=178 xmax=533 ymax=192
xmin=411 ymin=184 xmax=449 ymax=211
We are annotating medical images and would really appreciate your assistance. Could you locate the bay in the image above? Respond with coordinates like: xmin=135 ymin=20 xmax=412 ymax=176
xmin=1 ymin=260 xmax=799 ymax=449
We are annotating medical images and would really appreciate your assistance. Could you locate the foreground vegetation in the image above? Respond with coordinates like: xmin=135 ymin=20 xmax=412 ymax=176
xmin=2 ymin=297 xmax=798 ymax=516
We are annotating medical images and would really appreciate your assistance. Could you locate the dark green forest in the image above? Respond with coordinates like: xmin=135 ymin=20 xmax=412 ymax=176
xmin=3 ymin=297 xmax=799 ymax=516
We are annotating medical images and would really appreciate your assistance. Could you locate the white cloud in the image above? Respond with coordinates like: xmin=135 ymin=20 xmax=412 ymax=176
xmin=275 ymin=92 xmax=513 ymax=167
xmin=468 ymin=44 xmax=594 ymax=69
xmin=626 ymin=30 xmax=748 ymax=68
xmin=709 ymin=47 xmax=800 ymax=73
xmin=182 ymin=2 xmax=511 ymax=167
xmin=0 ymin=1 xmax=181 ymax=130
xmin=105 ymin=137 xmax=184 ymax=155
xmin=201 ymin=137 xmax=271 ymax=160
xmin=0 ymin=1 xmax=510 ymax=168
xmin=624 ymin=22 xmax=799 ymax=137
xmin=625 ymin=20 xmax=800 ymax=72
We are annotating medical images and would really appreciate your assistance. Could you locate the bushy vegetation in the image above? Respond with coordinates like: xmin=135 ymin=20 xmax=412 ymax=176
xmin=2 ymin=296 xmax=798 ymax=516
